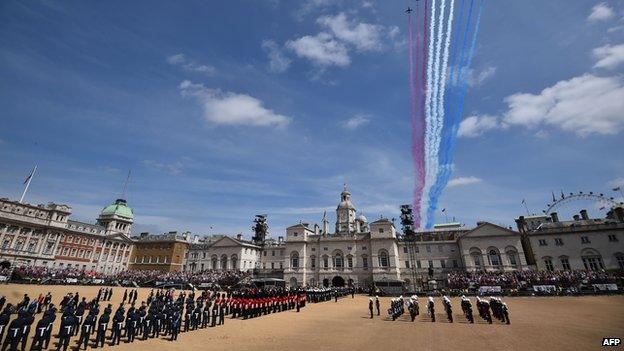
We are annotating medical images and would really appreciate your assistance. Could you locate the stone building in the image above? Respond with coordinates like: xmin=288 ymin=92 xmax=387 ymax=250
xmin=0 ymin=197 xmax=133 ymax=273
xmin=516 ymin=208 xmax=624 ymax=271
xmin=129 ymin=231 xmax=193 ymax=272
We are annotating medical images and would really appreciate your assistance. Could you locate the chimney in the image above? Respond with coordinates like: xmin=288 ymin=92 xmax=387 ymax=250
xmin=550 ymin=212 xmax=559 ymax=223
xmin=580 ymin=209 xmax=589 ymax=220
xmin=236 ymin=233 xmax=242 ymax=240
xmin=193 ymin=235 xmax=199 ymax=243
xmin=573 ymin=214 xmax=580 ymax=221
xmin=278 ymin=236 xmax=283 ymax=243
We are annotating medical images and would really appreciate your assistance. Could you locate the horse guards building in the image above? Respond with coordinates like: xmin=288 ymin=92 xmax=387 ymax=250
xmin=1 ymin=185 xmax=623 ymax=289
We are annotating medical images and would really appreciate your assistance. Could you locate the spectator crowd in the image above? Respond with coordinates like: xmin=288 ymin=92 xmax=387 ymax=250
xmin=446 ymin=270 xmax=620 ymax=290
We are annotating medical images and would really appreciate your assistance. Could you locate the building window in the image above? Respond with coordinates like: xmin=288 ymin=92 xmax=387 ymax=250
xmin=347 ymin=255 xmax=353 ymax=268
xmin=616 ymin=254 xmax=624 ymax=270
xmin=508 ymin=253 xmax=517 ymax=266
xmin=405 ymin=261 xmax=410 ymax=268
xmin=62 ymin=247 xmax=69 ymax=256
xmin=334 ymin=253 xmax=343 ymax=268
xmin=608 ymin=234 xmax=618 ymax=242
xmin=362 ymin=255 xmax=368 ymax=268
xmin=581 ymin=236 xmax=590 ymax=244
xmin=271 ymin=262 xmax=275 ymax=269
xmin=437 ymin=245 xmax=443 ymax=253
xmin=582 ymin=257 xmax=604 ymax=271
xmin=291 ymin=252 xmax=299 ymax=268
xmin=560 ymin=257 xmax=570 ymax=270
xmin=311 ymin=256 xmax=316 ymax=268
xmin=272 ymin=251 xmax=275 ymax=256
xmin=379 ymin=228 xmax=384 ymax=233
xmin=428 ymin=260 xmax=433 ymax=268
xmin=403 ymin=247 xmax=408 ymax=253
xmin=417 ymin=260 xmax=422 ymax=268
xmin=538 ymin=239 xmax=547 ymax=246
xmin=473 ymin=255 xmax=481 ymax=267
xmin=440 ymin=260 xmax=446 ymax=268
xmin=452 ymin=259 xmax=458 ymax=268
xmin=544 ymin=258 xmax=554 ymax=271
xmin=488 ymin=249 xmax=501 ymax=266
xmin=323 ymin=256 xmax=329 ymax=269
xmin=554 ymin=238 xmax=563 ymax=246
xmin=362 ymin=246 xmax=367 ymax=250
xmin=378 ymin=250 xmax=389 ymax=267
xmin=426 ymin=245 xmax=431 ymax=253
xmin=311 ymin=247 xmax=316 ymax=251
xmin=414 ymin=246 xmax=419 ymax=253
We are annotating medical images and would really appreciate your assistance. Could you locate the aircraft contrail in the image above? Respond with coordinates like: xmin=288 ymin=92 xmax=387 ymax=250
xmin=425 ymin=0 xmax=484 ymax=228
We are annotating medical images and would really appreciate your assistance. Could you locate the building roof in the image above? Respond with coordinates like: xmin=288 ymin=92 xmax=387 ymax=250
xmin=101 ymin=199 xmax=133 ymax=220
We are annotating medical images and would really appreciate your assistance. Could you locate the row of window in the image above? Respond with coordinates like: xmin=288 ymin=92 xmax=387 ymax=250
xmin=134 ymin=256 xmax=169 ymax=264
xmin=56 ymin=246 xmax=93 ymax=259
xmin=538 ymin=234 xmax=618 ymax=246
xmin=405 ymin=259 xmax=460 ymax=269
xmin=543 ymin=254 xmax=624 ymax=271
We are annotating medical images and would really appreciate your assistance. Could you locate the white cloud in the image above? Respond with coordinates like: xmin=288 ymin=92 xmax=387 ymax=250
xmin=502 ymin=74 xmax=624 ymax=136
xmin=588 ymin=3 xmax=615 ymax=22
xmin=608 ymin=178 xmax=624 ymax=189
xmin=458 ymin=114 xmax=499 ymax=137
xmin=179 ymin=80 xmax=291 ymax=128
xmin=593 ymin=43 xmax=624 ymax=70
xmin=286 ymin=32 xmax=350 ymax=67
xmin=167 ymin=53 xmax=216 ymax=75
xmin=317 ymin=13 xmax=384 ymax=51
xmin=261 ymin=40 xmax=292 ymax=73
xmin=341 ymin=115 xmax=370 ymax=130
xmin=448 ymin=176 xmax=482 ymax=188
xmin=142 ymin=159 xmax=185 ymax=175
xmin=468 ymin=66 xmax=497 ymax=87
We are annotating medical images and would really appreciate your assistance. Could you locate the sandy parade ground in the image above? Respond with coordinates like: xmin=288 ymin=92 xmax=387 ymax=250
xmin=0 ymin=284 xmax=622 ymax=351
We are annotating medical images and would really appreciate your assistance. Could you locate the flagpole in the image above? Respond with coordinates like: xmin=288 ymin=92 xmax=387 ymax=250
xmin=20 ymin=165 xmax=37 ymax=203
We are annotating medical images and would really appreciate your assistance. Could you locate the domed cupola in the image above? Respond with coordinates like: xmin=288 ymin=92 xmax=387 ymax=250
xmin=97 ymin=199 xmax=133 ymax=235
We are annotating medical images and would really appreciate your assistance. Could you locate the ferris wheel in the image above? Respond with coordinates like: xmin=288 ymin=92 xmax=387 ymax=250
xmin=542 ymin=191 xmax=623 ymax=215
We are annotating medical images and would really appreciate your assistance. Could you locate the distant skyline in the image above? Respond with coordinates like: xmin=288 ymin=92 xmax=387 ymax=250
xmin=1 ymin=1 xmax=623 ymax=238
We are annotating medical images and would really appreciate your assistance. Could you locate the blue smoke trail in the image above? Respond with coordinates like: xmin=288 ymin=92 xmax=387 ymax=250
xmin=424 ymin=0 xmax=473 ymax=227
xmin=425 ymin=0 xmax=483 ymax=228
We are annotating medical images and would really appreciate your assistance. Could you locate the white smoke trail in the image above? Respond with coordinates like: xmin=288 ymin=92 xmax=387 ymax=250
xmin=434 ymin=0 xmax=455 ymax=157
xmin=422 ymin=0 xmax=438 ymax=221
xmin=423 ymin=0 xmax=446 ymax=222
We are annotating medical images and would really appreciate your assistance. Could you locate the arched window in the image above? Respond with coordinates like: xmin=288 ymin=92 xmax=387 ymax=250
xmin=322 ymin=255 xmax=329 ymax=269
xmin=488 ymin=248 xmax=501 ymax=266
xmin=559 ymin=255 xmax=571 ymax=270
xmin=290 ymin=251 xmax=299 ymax=268
xmin=310 ymin=255 xmax=316 ymax=269
xmin=581 ymin=248 xmax=604 ymax=271
xmin=346 ymin=255 xmax=353 ymax=269
xmin=543 ymin=256 xmax=554 ymax=271
xmin=615 ymin=253 xmax=624 ymax=270
xmin=469 ymin=247 xmax=482 ymax=268
xmin=333 ymin=250 xmax=344 ymax=268
xmin=378 ymin=250 xmax=389 ymax=267
xmin=505 ymin=246 xmax=518 ymax=267
xmin=231 ymin=255 xmax=238 ymax=270
xmin=221 ymin=254 xmax=228 ymax=270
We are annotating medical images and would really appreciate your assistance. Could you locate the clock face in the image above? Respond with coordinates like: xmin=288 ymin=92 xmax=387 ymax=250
xmin=340 ymin=214 xmax=345 ymax=221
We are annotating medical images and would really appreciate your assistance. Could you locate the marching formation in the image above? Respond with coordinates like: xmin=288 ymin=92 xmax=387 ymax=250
xmin=0 ymin=286 xmax=315 ymax=351
xmin=376 ymin=295 xmax=510 ymax=325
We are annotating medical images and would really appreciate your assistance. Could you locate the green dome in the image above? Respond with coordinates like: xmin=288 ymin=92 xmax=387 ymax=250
xmin=101 ymin=199 xmax=133 ymax=220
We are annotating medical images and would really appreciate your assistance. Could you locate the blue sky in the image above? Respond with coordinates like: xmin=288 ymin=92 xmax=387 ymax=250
xmin=1 ymin=0 xmax=623 ymax=237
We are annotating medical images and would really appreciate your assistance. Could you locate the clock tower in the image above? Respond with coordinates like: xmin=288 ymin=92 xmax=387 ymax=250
xmin=335 ymin=184 xmax=356 ymax=235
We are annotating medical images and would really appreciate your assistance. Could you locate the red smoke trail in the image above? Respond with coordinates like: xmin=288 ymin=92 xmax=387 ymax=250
xmin=410 ymin=1 xmax=426 ymax=228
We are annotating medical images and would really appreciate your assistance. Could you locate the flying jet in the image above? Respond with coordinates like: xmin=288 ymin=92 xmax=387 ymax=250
xmin=405 ymin=7 xmax=413 ymax=14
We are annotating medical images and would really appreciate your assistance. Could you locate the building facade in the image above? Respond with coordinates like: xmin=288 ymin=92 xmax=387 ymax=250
xmin=129 ymin=231 xmax=193 ymax=272
xmin=0 ymin=197 xmax=134 ymax=273
xmin=516 ymin=208 xmax=624 ymax=271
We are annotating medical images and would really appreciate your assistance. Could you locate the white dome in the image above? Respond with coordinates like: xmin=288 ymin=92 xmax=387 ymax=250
xmin=357 ymin=214 xmax=368 ymax=222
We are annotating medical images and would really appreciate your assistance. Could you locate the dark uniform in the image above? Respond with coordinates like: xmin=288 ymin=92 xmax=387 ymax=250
xmin=56 ymin=314 xmax=77 ymax=351
xmin=110 ymin=312 xmax=124 ymax=346
xmin=94 ymin=312 xmax=110 ymax=348
xmin=2 ymin=317 xmax=23 ymax=351
xmin=427 ymin=297 xmax=435 ymax=322
xmin=78 ymin=313 xmax=96 ymax=350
